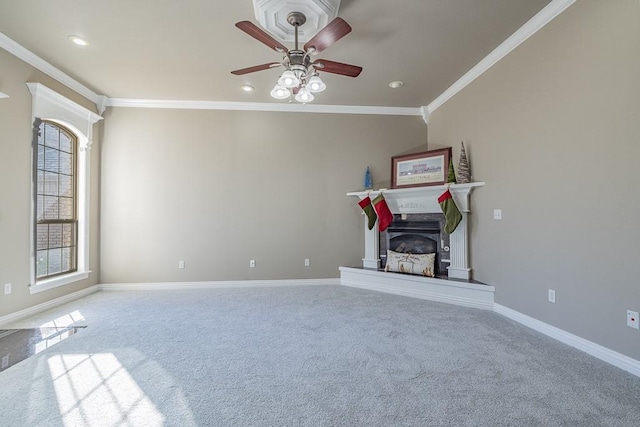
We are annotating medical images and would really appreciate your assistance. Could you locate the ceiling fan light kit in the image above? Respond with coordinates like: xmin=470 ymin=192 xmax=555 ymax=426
xmin=232 ymin=10 xmax=362 ymax=103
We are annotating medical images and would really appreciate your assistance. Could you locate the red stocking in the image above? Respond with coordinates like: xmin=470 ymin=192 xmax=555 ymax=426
xmin=372 ymin=194 xmax=393 ymax=232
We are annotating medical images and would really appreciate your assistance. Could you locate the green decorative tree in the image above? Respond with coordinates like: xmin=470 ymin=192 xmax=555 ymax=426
xmin=447 ymin=157 xmax=457 ymax=184
xmin=458 ymin=141 xmax=471 ymax=183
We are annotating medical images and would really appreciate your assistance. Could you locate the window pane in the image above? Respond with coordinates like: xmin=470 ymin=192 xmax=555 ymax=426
xmin=58 ymin=198 xmax=73 ymax=219
xmin=37 ymin=144 xmax=44 ymax=170
xmin=44 ymin=147 xmax=59 ymax=173
xmin=43 ymin=196 xmax=59 ymax=219
xmin=49 ymin=223 xmax=63 ymax=248
xmin=62 ymin=247 xmax=73 ymax=271
xmin=36 ymin=250 xmax=48 ymax=278
xmin=44 ymin=172 xmax=58 ymax=196
xmin=37 ymin=171 xmax=44 ymax=194
xmin=44 ymin=123 xmax=59 ymax=148
xmin=48 ymin=248 xmax=62 ymax=275
xmin=59 ymin=132 xmax=72 ymax=153
xmin=59 ymin=175 xmax=72 ymax=197
xmin=59 ymin=151 xmax=72 ymax=175
xmin=62 ymin=223 xmax=74 ymax=247
xmin=37 ymin=195 xmax=44 ymax=221
xmin=37 ymin=224 xmax=48 ymax=250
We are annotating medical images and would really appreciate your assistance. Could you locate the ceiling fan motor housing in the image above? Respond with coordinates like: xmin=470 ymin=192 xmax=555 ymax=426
xmin=286 ymin=11 xmax=306 ymax=27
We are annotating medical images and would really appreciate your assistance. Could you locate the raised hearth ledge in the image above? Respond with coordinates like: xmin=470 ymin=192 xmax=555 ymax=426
xmin=339 ymin=266 xmax=495 ymax=310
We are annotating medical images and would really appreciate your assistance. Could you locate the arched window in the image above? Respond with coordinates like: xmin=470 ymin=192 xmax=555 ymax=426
xmin=27 ymin=83 xmax=102 ymax=293
xmin=36 ymin=121 xmax=78 ymax=278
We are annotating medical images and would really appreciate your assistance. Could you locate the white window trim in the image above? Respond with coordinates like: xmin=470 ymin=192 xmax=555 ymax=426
xmin=26 ymin=83 xmax=102 ymax=294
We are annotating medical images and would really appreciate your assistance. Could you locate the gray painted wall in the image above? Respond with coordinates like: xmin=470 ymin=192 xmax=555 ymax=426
xmin=428 ymin=0 xmax=640 ymax=359
xmin=99 ymin=108 xmax=426 ymax=283
xmin=0 ymin=49 xmax=101 ymax=319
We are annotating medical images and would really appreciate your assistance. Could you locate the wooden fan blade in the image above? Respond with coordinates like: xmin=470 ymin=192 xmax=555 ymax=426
xmin=231 ymin=63 xmax=281 ymax=75
xmin=236 ymin=21 xmax=288 ymax=52
xmin=313 ymin=59 xmax=362 ymax=77
xmin=304 ymin=17 xmax=352 ymax=54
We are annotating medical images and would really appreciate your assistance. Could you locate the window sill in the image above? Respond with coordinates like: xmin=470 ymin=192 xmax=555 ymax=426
xmin=30 ymin=271 xmax=91 ymax=294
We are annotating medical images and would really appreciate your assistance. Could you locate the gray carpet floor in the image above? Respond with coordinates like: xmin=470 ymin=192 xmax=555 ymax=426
xmin=0 ymin=284 xmax=639 ymax=426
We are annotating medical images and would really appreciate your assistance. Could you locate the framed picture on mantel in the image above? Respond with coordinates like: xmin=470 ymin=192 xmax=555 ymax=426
xmin=391 ymin=147 xmax=452 ymax=189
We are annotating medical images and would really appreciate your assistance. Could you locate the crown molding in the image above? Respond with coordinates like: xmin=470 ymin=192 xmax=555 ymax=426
xmin=106 ymin=98 xmax=423 ymax=116
xmin=420 ymin=106 xmax=429 ymax=124
xmin=425 ymin=0 xmax=577 ymax=116
xmin=0 ymin=32 xmax=101 ymax=105
xmin=3 ymin=0 xmax=576 ymax=119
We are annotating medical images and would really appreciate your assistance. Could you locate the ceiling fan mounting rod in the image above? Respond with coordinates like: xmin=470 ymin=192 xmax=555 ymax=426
xmin=287 ymin=11 xmax=306 ymax=51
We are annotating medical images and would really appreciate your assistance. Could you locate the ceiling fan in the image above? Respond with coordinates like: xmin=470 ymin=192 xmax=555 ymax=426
xmin=231 ymin=11 xmax=362 ymax=103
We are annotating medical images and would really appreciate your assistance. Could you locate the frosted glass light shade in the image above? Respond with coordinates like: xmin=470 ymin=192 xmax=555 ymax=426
xmin=306 ymin=75 xmax=326 ymax=93
xmin=270 ymin=84 xmax=290 ymax=99
xmin=295 ymin=88 xmax=314 ymax=103
xmin=278 ymin=70 xmax=300 ymax=88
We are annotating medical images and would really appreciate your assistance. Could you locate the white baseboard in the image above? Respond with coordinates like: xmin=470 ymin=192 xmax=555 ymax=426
xmin=99 ymin=278 xmax=340 ymax=291
xmin=494 ymin=303 xmax=640 ymax=378
xmin=0 ymin=285 xmax=99 ymax=327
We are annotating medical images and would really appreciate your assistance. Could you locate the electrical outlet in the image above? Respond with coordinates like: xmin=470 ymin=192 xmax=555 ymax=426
xmin=3 ymin=283 xmax=11 ymax=295
xmin=178 ymin=260 xmax=185 ymax=269
xmin=250 ymin=260 xmax=256 ymax=268
xmin=493 ymin=209 xmax=502 ymax=220
xmin=304 ymin=258 xmax=310 ymax=267
xmin=627 ymin=310 xmax=639 ymax=329
xmin=548 ymin=289 xmax=556 ymax=303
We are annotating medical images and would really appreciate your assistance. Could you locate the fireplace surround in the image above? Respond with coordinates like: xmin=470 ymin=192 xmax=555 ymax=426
xmin=347 ymin=182 xmax=484 ymax=280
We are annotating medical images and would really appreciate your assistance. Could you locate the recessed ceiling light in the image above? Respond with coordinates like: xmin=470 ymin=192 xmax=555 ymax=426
xmin=241 ymin=85 xmax=254 ymax=92
xmin=389 ymin=81 xmax=404 ymax=89
xmin=68 ymin=35 xmax=89 ymax=46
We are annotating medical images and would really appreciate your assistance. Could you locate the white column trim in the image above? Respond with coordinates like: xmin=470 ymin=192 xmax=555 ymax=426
xmin=362 ymin=218 xmax=380 ymax=269
xmin=447 ymin=212 xmax=470 ymax=279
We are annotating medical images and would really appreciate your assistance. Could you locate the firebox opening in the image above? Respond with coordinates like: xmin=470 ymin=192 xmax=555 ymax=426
xmin=379 ymin=214 xmax=450 ymax=276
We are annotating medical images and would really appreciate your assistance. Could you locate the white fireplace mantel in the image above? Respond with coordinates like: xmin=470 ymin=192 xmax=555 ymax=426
xmin=347 ymin=182 xmax=484 ymax=280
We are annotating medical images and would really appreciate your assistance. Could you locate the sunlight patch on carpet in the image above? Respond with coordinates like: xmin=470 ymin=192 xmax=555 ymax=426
xmin=48 ymin=353 xmax=165 ymax=426
xmin=39 ymin=310 xmax=85 ymax=330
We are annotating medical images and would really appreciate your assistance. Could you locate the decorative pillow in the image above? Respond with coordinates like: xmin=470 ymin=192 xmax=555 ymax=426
xmin=385 ymin=250 xmax=435 ymax=277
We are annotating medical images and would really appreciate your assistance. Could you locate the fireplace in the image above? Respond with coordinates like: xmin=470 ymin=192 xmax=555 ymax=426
xmin=341 ymin=182 xmax=494 ymax=309
xmin=379 ymin=213 xmax=450 ymax=276
xmin=347 ymin=182 xmax=484 ymax=280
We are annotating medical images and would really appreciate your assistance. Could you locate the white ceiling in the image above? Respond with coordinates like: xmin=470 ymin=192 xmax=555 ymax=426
xmin=0 ymin=0 xmax=553 ymax=108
